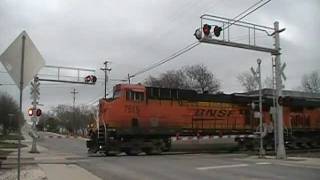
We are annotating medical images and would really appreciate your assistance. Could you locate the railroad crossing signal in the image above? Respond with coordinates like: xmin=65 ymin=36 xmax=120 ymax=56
xmin=213 ymin=26 xmax=222 ymax=37
xmin=194 ymin=24 xmax=223 ymax=40
xmin=280 ymin=62 xmax=286 ymax=81
xmin=28 ymin=108 xmax=33 ymax=116
xmin=27 ymin=108 xmax=42 ymax=117
xmin=85 ymin=75 xmax=97 ymax=84
xmin=30 ymin=77 xmax=40 ymax=101
xmin=196 ymin=14 xmax=287 ymax=159
xmin=203 ymin=24 xmax=211 ymax=36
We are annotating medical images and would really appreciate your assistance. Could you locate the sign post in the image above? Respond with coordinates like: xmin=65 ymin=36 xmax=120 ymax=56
xmin=0 ymin=31 xmax=45 ymax=180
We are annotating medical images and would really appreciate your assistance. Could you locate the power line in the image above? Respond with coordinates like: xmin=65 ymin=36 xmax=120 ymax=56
xmin=224 ymin=0 xmax=271 ymax=30
xmin=231 ymin=0 xmax=263 ymax=21
xmin=130 ymin=41 xmax=200 ymax=79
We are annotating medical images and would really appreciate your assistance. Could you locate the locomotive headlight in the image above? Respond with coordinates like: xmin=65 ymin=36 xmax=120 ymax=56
xmin=99 ymin=145 xmax=102 ymax=149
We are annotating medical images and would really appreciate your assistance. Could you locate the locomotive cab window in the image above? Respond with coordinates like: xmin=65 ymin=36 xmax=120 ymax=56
xmin=113 ymin=89 xmax=121 ymax=99
xmin=126 ymin=90 xmax=144 ymax=101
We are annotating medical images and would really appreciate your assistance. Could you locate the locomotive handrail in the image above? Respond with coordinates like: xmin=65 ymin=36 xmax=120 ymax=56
xmin=102 ymin=119 xmax=107 ymax=145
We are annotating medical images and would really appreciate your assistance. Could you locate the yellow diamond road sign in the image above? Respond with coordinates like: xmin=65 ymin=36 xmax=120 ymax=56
xmin=0 ymin=31 xmax=45 ymax=89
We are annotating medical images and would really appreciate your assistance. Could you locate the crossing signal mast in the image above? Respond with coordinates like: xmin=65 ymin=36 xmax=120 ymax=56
xmin=194 ymin=14 xmax=286 ymax=159
xmin=29 ymin=76 xmax=41 ymax=153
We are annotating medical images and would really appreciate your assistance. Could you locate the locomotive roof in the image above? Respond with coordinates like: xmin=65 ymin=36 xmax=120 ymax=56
xmin=241 ymin=88 xmax=320 ymax=99
xmin=145 ymin=86 xmax=254 ymax=104
xmin=144 ymin=86 xmax=320 ymax=107
xmin=114 ymin=84 xmax=320 ymax=107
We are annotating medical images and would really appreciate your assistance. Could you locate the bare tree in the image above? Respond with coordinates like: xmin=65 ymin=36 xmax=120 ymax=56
xmin=301 ymin=70 xmax=320 ymax=93
xmin=184 ymin=64 xmax=220 ymax=93
xmin=263 ymin=76 xmax=274 ymax=89
xmin=238 ymin=71 xmax=275 ymax=91
xmin=50 ymin=104 xmax=97 ymax=135
xmin=145 ymin=70 xmax=189 ymax=89
xmin=145 ymin=76 xmax=161 ymax=87
xmin=144 ymin=64 xmax=221 ymax=94
xmin=159 ymin=70 xmax=190 ymax=89
xmin=237 ymin=72 xmax=258 ymax=92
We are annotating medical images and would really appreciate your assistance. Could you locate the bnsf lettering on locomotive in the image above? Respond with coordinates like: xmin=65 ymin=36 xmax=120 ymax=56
xmin=217 ymin=110 xmax=227 ymax=118
xmin=193 ymin=109 xmax=234 ymax=118
xmin=205 ymin=109 xmax=216 ymax=117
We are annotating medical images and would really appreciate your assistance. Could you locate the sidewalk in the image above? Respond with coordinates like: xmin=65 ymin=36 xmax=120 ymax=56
xmin=42 ymin=131 xmax=89 ymax=141
xmin=238 ymin=155 xmax=320 ymax=170
xmin=0 ymin=126 xmax=101 ymax=180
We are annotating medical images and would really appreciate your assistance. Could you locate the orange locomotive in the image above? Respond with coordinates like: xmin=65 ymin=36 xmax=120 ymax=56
xmin=87 ymin=84 xmax=320 ymax=155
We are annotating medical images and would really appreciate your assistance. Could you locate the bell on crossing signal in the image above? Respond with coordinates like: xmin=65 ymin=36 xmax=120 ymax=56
xmin=213 ymin=26 xmax=222 ymax=37
xmin=202 ymin=24 xmax=211 ymax=36
xmin=194 ymin=28 xmax=202 ymax=40
xmin=28 ymin=108 xmax=33 ymax=116
xmin=36 ymin=109 xmax=42 ymax=116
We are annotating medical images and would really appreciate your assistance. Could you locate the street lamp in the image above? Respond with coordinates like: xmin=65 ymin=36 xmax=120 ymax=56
xmin=251 ymin=58 xmax=265 ymax=158
xmin=100 ymin=61 xmax=111 ymax=99
xmin=256 ymin=58 xmax=265 ymax=158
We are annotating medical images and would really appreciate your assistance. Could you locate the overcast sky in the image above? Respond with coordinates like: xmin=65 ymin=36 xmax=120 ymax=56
xmin=0 ymin=0 xmax=319 ymax=114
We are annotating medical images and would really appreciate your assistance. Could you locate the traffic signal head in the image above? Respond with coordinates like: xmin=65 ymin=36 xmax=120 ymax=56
xmin=28 ymin=108 xmax=33 ymax=116
xmin=202 ymin=24 xmax=211 ymax=36
xmin=213 ymin=26 xmax=222 ymax=37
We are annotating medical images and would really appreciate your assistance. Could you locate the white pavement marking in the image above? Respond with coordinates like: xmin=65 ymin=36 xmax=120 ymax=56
xmin=196 ymin=164 xmax=249 ymax=170
xmin=197 ymin=162 xmax=273 ymax=171
xmin=256 ymin=162 xmax=272 ymax=165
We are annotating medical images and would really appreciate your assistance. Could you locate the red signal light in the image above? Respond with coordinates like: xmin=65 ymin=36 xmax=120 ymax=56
xmin=202 ymin=24 xmax=211 ymax=36
xmin=28 ymin=108 xmax=33 ymax=116
xmin=85 ymin=75 xmax=97 ymax=84
xmin=36 ymin=109 xmax=42 ymax=116
xmin=91 ymin=75 xmax=97 ymax=83
xmin=85 ymin=75 xmax=91 ymax=83
xmin=213 ymin=26 xmax=222 ymax=37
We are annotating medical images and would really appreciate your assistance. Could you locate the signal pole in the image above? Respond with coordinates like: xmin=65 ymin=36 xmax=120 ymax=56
xmin=274 ymin=21 xmax=286 ymax=159
xmin=30 ymin=76 xmax=40 ymax=153
xmin=100 ymin=61 xmax=111 ymax=99
xmin=70 ymin=88 xmax=78 ymax=134
xmin=17 ymin=34 xmax=26 ymax=180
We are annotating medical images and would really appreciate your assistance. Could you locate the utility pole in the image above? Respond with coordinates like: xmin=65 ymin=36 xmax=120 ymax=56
xmin=100 ymin=61 xmax=111 ymax=99
xmin=70 ymin=88 xmax=78 ymax=134
xmin=274 ymin=21 xmax=286 ymax=159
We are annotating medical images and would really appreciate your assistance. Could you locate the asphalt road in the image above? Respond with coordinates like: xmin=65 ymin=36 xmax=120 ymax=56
xmin=38 ymin=132 xmax=320 ymax=180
